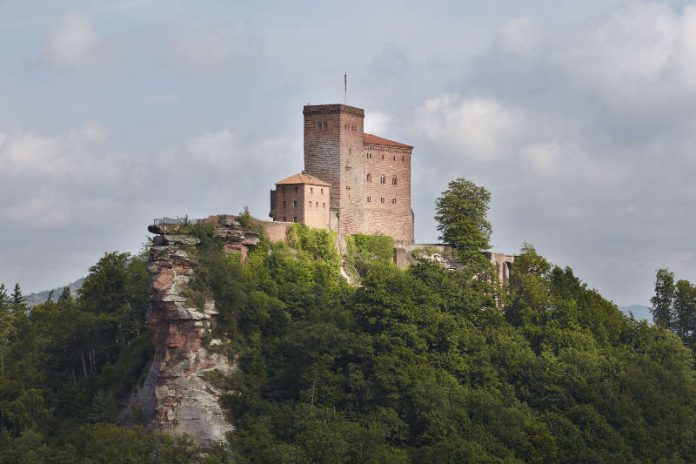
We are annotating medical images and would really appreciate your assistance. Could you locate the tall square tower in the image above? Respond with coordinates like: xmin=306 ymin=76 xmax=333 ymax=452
xmin=271 ymin=103 xmax=414 ymax=243
xmin=303 ymin=104 xmax=365 ymax=236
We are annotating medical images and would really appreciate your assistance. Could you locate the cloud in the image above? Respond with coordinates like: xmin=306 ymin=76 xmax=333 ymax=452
xmin=410 ymin=2 xmax=696 ymax=306
xmin=46 ymin=12 xmax=96 ymax=67
xmin=364 ymin=111 xmax=391 ymax=135
xmin=187 ymin=130 xmax=238 ymax=168
xmin=415 ymin=96 xmax=523 ymax=161
xmin=0 ymin=123 xmax=109 ymax=180
xmin=170 ymin=21 xmax=263 ymax=71
xmin=497 ymin=17 xmax=538 ymax=59
xmin=0 ymin=120 xmax=293 ymax=291
xmin=521 ymin=142 xmax=559 ymax=177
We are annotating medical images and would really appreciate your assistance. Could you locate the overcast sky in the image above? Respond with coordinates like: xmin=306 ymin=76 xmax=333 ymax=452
xmin=1 ymin=0 xmax=695 ymax=306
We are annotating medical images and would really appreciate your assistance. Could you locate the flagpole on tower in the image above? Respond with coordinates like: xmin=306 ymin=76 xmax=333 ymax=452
xmin=344 ymin=72 xmax=347 ymax=104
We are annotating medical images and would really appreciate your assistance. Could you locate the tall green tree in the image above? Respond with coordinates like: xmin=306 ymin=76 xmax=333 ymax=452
xmin=651 ymin=268 xmax=675 ymax=328
xmin=673 ymin=279 xmax=696 ymax=346
xmin=435 ymin=178 xmax=492 ymax=253
xmin=10 ymin=284 xmax=26 ymax=317
xmin=0 ymin=284 xmax=15 ymax=431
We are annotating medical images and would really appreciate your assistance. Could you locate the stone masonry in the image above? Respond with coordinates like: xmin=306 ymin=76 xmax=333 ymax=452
xmin=271 ymin=103 xmax=414 ymax=243
xmin=269 ymin=172 xmax=331 ymax=229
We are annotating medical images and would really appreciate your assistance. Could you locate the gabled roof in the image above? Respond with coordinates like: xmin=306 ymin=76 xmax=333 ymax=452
xmin=276 ymin=172 xmax=331 ymax=187
xmin=363 ymin=133 xmax=413 ymax=149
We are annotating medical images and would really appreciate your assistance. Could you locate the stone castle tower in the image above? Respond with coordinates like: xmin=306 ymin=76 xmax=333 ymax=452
xmin=270 ymin=104 xmax=414 ymax=243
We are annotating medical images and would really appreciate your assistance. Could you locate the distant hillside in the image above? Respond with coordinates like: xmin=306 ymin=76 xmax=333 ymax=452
xmin=24 ymin=277 xmax=84 ymax=307
xmin=619 ymin=304 xmax=652 ymax=322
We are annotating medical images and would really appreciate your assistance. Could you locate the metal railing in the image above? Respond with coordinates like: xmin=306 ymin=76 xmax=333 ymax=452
xmin=153 ymin=216 xmax=205 ymax=226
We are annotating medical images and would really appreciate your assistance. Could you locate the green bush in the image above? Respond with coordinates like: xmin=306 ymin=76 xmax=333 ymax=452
xmin=345 ymin=233 xmax=395 ymax=277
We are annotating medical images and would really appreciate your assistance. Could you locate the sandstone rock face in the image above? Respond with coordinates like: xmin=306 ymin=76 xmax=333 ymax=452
xmin=124 ymin=215 xmax=283 ymax=447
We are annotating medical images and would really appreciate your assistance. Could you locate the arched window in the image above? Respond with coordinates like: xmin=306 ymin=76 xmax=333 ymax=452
xmin=392 ymin=176 xmax=397 ymax=185
xmin=366 ymin=173 xmax=372 ymax=182
xmin=379 ymin=175 xmax=386 ymax=184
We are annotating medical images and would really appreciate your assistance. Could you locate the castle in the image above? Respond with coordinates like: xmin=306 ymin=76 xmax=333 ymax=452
xmin=270 ymin=104 xmax=414 ymax=243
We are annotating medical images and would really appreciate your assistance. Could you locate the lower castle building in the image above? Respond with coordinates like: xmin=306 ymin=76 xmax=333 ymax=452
xmin=270 ymin=104 xmax=414 ymax=243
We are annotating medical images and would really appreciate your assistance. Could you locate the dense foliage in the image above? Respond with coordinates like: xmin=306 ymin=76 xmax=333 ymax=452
xmin=0 ymin=252 xmax=227 ymax=463
xmin=183 ymin=228 xmax=696 ymax=463
xmin=2 ymin=180 xmax=696 ymax=462
xmin=435 ymin=178 xmax=492 ymax=253
xmin=651 ymin=268 xmax=696 ymax=351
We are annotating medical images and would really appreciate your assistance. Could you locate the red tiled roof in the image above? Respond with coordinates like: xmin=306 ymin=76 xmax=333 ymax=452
xmin=363 ymin=133 xmax=413 ymax=149
xmin=276 ymin=172 xmax=330 ymax=187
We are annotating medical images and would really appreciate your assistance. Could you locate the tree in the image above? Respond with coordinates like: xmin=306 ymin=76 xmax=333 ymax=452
xmin=651 ymin=269 xmax=675 ymax=329
xmin=58 ymin=286 xmax=73 ymax=304
xmin=10 ymin=284 xmax=26 ymax=316
xmin=435 ymin=178 xmax=492 ymax=253
xmin=0 ymin=284 xmax=15 ymax=430
xmin=673 ymin=279 xmax=696 ymax=346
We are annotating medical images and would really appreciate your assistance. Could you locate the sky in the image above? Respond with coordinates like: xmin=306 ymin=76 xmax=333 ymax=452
xmin=1 ymin=0 xmax=696 ymax=307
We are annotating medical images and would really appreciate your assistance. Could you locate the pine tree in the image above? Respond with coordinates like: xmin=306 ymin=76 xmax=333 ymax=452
xmin=651 ymin=269 xmax=675 ymax=329
xmin=11 ymin=284 xmax=26 ymax=316
xmin=58 ymin=287 xmax=73 ymax=304
xmin=673 ymin=279 xmax=696 ymax=346
xmin=0 ymin=284 xmax=16 ymax=430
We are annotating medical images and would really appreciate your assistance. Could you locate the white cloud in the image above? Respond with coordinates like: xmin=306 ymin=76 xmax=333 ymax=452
xmin=171 ymin=22 xmax=263 ymax=71
xmin=188 ymin=130 xmax=237 ymax=168
xmin=560 ymin=3 xmax=676 ymax=89
xmin=415 ymin=96 xmax=522 ymax=161
xmin=522 ymin=142 xmax=559 ymax=177
xmin=672 ymin=5 xmax=696 ymax=90
xmin=498 ymin=17 xmax=538 ymax=59
xmin=364 ymin=111 xmax=391 ymax=135
xmin=0 ymin=123 xmax=109 ymax=179
xmin=46 ymin=12 xmax=96 ymax=67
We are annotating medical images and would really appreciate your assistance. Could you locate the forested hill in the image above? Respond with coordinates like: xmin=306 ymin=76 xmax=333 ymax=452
xmin=1 ymin=179 xmax=696 ymax=463
xmin=23 ymin=278 xmax=84 ymax=308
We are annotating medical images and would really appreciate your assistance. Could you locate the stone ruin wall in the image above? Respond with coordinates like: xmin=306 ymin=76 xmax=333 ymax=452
xmin=394 ymin=243 xmax=515 ymax=286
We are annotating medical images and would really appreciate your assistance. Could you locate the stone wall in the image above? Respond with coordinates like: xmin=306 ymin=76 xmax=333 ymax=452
xmin=270 ymin=183 xmax=330 ymax=228
xmin=395 ymin=243 xmax=515 ymax=285
xmin=302 ymin=103 xmax=414 ymax=242
xmin=361 ymin=143 xmax=413 ymax=242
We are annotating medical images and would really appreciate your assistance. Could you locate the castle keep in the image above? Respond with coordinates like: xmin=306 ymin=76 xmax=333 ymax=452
xmin=270 ymin=104 xmax=414 ymax=243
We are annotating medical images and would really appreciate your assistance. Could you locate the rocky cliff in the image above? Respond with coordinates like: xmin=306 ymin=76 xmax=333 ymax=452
xmin=122 ymin=215 xmax=287 ymax=447
xmin=123 ymin=214 xmax=512 ymax=446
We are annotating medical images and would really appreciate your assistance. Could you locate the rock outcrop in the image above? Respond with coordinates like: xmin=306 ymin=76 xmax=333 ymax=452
xmin=122 ymin=215 xmax=287 ymax=447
